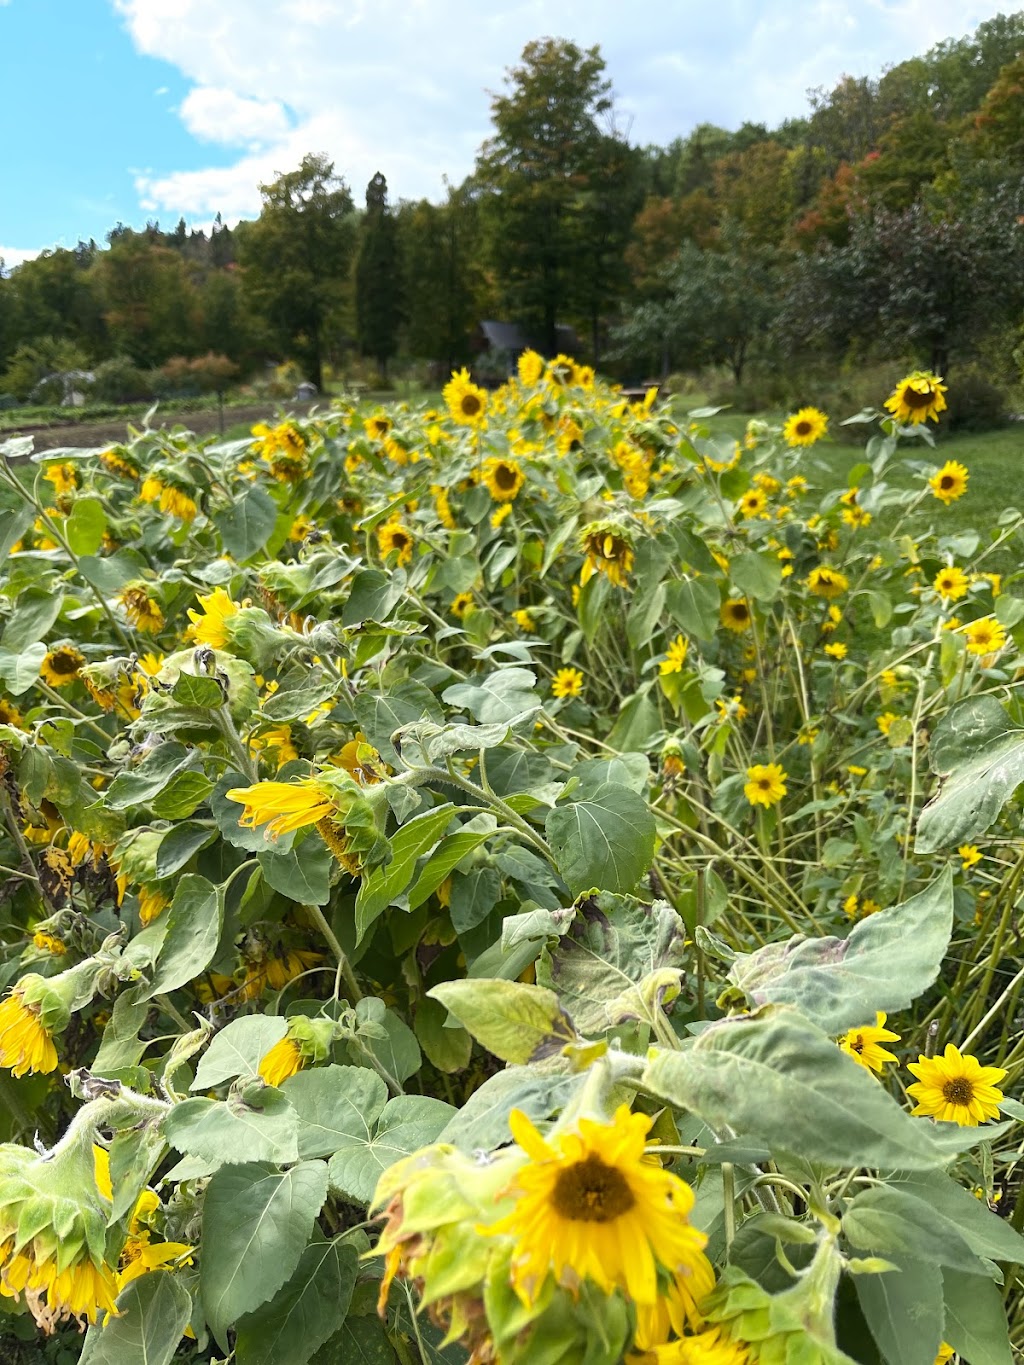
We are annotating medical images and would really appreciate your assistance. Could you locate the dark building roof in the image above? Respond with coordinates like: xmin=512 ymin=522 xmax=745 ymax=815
xmin=477 ymin=320 xmax=580 ymax=354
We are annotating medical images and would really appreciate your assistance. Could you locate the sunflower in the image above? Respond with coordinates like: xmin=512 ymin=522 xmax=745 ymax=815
xmin=43 ymin=462 xmax=77 ymax=496
xmin=824 ymin=641 xmax=847 ymax=659
xmin=483 ymin=457 xmax=526 ymax=503
xmin=259 ymin=1035 xmax=306 ymax=1087
xmin=432 ymin=486 xmax=456 ymax=530
xmin=744 ymin=763 xmax=788 ymax=808
xmin=933 ymin=566 xmax=969 ymax=601
xmin=491 ymin=503 xmax=512 ymax=529
xmin=512 ymin=609 xmax=536 ymax=631
xmin=720 ymin=599 xmax=752 ymax=633
xmin=187 ymin=586 xmax=240 ymax=648
xmin=289 ymin=513 xmax=315 ymax=542
xmin=249 ymin=724 xmax=299 ymax=771
xmin=959 ymin=844 xmax=982 ymax=870
xmin=547 ymin=354 xmax=578 ymax=387
xmin=377 ymin=518 xmax=414 ymax=566
xmin=628 ymin=1326 xmax=750 ymax=1364
xmin=580 ymin=523 xmax=635 ymax=589
xmin=443 ymin=368 xmax=488 ymax=425
xmin=965 ymin=617 xmax=1007 ymax=657
xmin=262 ymin=948 xmax=324 ymax=991
xmin=737 ymin=489 xmax=768 ymax=519
xmin=489 ymin=1105 xmax=712 ymax=1309
xmin=450 ymin=592 xmax=475 ymax=618
xmin=659 ymin=636 xmax=689 ymax=676
xmin=31 ymin=931 xmax=66 ymax=957
xmin=117 ymin=586 xmax=164 ymax=633
xmin=782 ymin=407 xmax=828 ymax=447
xmin=838 ymin=1013 xmax=900 ymax=1074
xmin=551 ymin=667 xmax=584 ymax=699
xmin=929 ymin=460 xmax=968 ymax=504
xmin=907 ymin=1043 xmax=1005 ymax=1126
xmin=805 ymin=566 xmax=848 ymax=599
xmin=137 ymin=885 xmax=171 ymax=927
xmin=40 ymin=645 xmax=85 ymax=689
xmin=885 ymin=371 xmax=948 ymax=425
xmin=158 ymin=484 xmax=198 ymax=522
xmin=0 ymin=988 xmax=58 ymax=1077
xmin=0 ymin=1242 xmax=120 ymax=1329
xmin=518 ymin=349 xmax=545 ymax=386
xmin=0 ymin=697 xmax=23 ymax=728
xmin=226 ymin=776 xmax=336 ymax=838
xmin=100 ymin=446 xmax=139 ymax=479
xmin=363 ymin=413 xmax=393 ymax=441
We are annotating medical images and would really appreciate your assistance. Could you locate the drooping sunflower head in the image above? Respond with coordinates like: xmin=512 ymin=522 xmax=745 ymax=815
xmin=517 ymin=349 xmax=545 ymax=387
xmin=488 ymin=1105 xmax=713 ymax=1310
xmin=40 ymin=645 xmax=86 ymax=689
xmin=99 ymin=445 xmax=139 ymax=480
xmin=258 ymin=1016 xmax=333 ymax=1086
xmin=0 ymin=985 xmax=60 ymax=1078
xmin=720 ymin=598 xmax=752 ymax=633
xmin=226 ymin=775 xmax=337 ymax=839
xmin=580 ymin=521 xmax=635 ymax=589
xmin=884 ymin=371 xmax=948 ymax=426
xmin=187 ymin=586 xmax=240 ymax=649
xmin=157 ymin=483 xmax=198 ymax=523
xmin=906 ymin=1043 xmax=1005 ymax=1126
xmin=443 ymin=369 xmax=488 ymax=426
xmin=363 ymin=413 xmax=393 ymax=441
xmin=929 ymin=459 xmax=969 ymax=504
xmin=482 ymin=457 xmax=526 ymax=504
xmin=0 ymin=697 xmax=23 ymax=729
xmin=117 ymin=585 xmax=165 ymax=633
xmin=659 ymin=636 xmax=689 ymax=676
xmin=805 ymin=566 xmax=849 ymax=600
xmin=782 ymin=407 xmax=829 ymax=447
xmin=838 ymin=1013 xmax=900 ymax=1074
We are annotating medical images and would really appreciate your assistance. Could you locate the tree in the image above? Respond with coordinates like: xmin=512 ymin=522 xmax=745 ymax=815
xmin=236 ymin=154 xmax=356 ymax=389
xmin=475 ymin=38 xmax=636 ymax=357
xmin=355 ymin=172 xmax=402 ymax=379
xmin=97 ymin=233 xmax=198 ymax=366
xmin=397 ymin=185 xmax=486 ymax=374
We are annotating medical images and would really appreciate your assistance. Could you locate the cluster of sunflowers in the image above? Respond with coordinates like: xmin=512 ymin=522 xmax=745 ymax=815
xmin=0 ymin=356 xmax=1021 ymax=1362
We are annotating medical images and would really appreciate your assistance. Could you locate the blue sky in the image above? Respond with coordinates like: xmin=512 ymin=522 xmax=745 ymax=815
xmin=1 ymin=0 xmax=1016 ymax=264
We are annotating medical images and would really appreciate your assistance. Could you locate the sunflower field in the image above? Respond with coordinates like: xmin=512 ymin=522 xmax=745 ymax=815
xmin=0 ymin=358 xmax=1022 ymax=1365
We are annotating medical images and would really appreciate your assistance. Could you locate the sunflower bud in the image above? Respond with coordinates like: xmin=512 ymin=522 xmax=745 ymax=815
xmin=258 ymin=1016 xmax=334 ymax=1087
xmin=223 ymin=606 xmax=293 ymax=670
xmin=147 ymin=647 xmax=258 ymax=723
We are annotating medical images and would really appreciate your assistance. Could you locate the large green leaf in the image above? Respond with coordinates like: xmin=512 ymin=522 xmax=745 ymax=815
xmin=201 ymin=1159 xmax=328 ymax=1347
xmin=0 ymin=641 xmax=46 ymax=695
xmin=887 ymin=1171 xmax=1024 ymax=1266
xmin=342 ymin=568 xmax=407 ymax=626
xmin=916 ymin=696 xmax=1024 ymax=853
xmin=1 ymin=586 xmax=64 ymax=652
xmin=104 ymin=742 xmax=197 ymax=810
xmin=730 ymin=550 xmax=782 ymax=602
xmin=142 ymin=875 xmax=222 ymax=1000
xmin=66 ymin=496 xmax=107 ymax=555
xmin=665 ymin=577 xmax=719 ymax=641
xmin=727 ymin=871 xmax=953 ymax=1034
xmin=353 ymin=680 xmax=444 ymax=765
xmin=259 ymin=833 xmax=333 ymax=906
xmin=234 ymin=1238 xmax=358 ymax=1365
xmin=536 ymin=891 xmax=686 ymax=1033
xmin=438 ymin=1066 xmax=582 ymax=1152
xmin=443 ymin=667 xmax=539 ymax=723
xmin=942 ymin=1270 xmax=1013 ymax=1365
xmin=545 ymin=782 xmax=655 ymax=896
xmin=642 ymin=1008 xmax=944 ymax=1170
xmin=281 ymin=1064 xmax=389 ymax=1160
xmin=79 ymin=1270 xmax=191 ymax=1365
xmin=842 ymin=1185 xmax=991 ymax=1275
xmin=327 ymin=1095 xmax=454 ymax=1205
xmin=855 ymin=1256 xmax=943 ymax=1365
xmin=429 ymin=978 xmax=577 ymax=1063
xmin=214 ymin=485 xmax=278 ymax=560
xmin=191 ymin=1015 xmax=288 ymax=1090
xmin=164 ymin=1090 xmax=299 ymax=1167
xmin=355 ymin=803 xmax=456 ymax=940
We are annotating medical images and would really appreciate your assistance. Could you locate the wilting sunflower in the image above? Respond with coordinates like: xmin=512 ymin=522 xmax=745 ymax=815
xmin=838 ymin=1013 xmax=900 ymax=1074
xmin=551 ymin=667 xmax=584 ymax=699
xmin=929 ymin=460 xmax=969 ymax=504
xmin=659 ymin=636 xmax=689 ymax=676
xmin=100 ymin=446 xmax=139 ymax=479
xmin=512 ymin=608 xmax=536 ymax=632
xmin=490 ymin=1105 xmax=712 ymax=1309
xmin=187 ymin=586 xmax=240 ymax=648
xmin=782 ymin=407 xmax=829 ymax=447
xmin=31 ymin=931 xmax=66 ymax=957
xmin=932 ymin=566 xmax=969 ymax=602
xmin=157 ymin=484 xmax=198 ymax=522
xmin=137 ymin=885 xmax=171 ymax=927
xmin=482 ymin=457 xmax=526 ymax=503
xmin=805 ymin=566 xmax=849 ymax=599
xmin=580 ymin=522 xmax=635 ymax=589
xmin=43 ymin=463 xmax=77 ymax=496
xmin=117 ymin=586 xmax=164 ymax=633
xmin=720 ymin=599 xmax=752 ymax=633
xmin=0 ymin=697 xmax=23 ymax=728
xmin=517 ymin=349 xmax=545 ymax=386
xmin=744 ymin=763 xmax=788 ymax=808
xmin=0 ymin=987 xmax=58 ymax=1077
xmin=40 ymin=645 xmax=86 ymax=689
xmin=443 ymin=368 xmax=488 ymax=426
xmin=1 ymin=1240 xmax=120 ymax=1330
xmin=885 ymin=371 xmax=948 ymax=425
xmin=377 ymin=518 xmax=414 ymax=566
xmin=226 ymin=776 xmax=337 ymax=838
xmin=259 ymin=1034 xmax=305 ymax=1086
xmin=965 ymin=617 xmax=1007 ymax=657
xmin=907 ymin=1043 xmax=1005 ymax=1126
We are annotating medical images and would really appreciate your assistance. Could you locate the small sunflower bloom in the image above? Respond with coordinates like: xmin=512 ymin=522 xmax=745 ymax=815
xmin=488 ymin=1105 xmax=713 ymax=1310
xmin=929 ymin=460 xmax=969 ymax=504
xmin=512 ymin=609 xmax=536 ymax=632
xmin=737 ymin=488 xmax=768 ymax=519
xmin=721 ymin=598 xmax=752 ymax=633
xmin=376 ymin=518 xmax=414 ymax=567
xmin=838 ymin=1013 xmax=900 ymax=1074
xmin=226 ymin=776 xmax=337 ymax=839
xmin=40 ymin=645 xmax=86 ymax=689
xmin=783 ymin=407 xmax=828 ymax=446
xmin=907 ymin=1043 xmax=1005 ymax=1126
xmin=965 ymin=617 xmax=1007 ymax=658
xmin=885 ymin=371 xmax=948 ymax=426
xmin=443 ymin=368 xmax=488 ymax=425
xmin=824 ymin=642 xmax=847 ymax=659
xmin=187 ymin=587 xmax=240 ymax=649
xmin=744 ymin=763 xmax=788 ymax=808
xmin=259 ymin=1034 xmax=305 ymax=1087
xmin=449 ymin=592 xmax=475 ymax=618
xmin=118 ymin=585 xmax=165 ymax=633
xmin=876 ymin=712 xmax=901 ymax=736
xmin=551 ymin=668 xmax=584 ymax=699
xmin=959 ymin=844 xmax=983 ymax=871
xmin=806 ymin=566 xmax=849 ymax=599
xmin=482 ymin=457 xmax=525 ymax=503
xmin=933 ymin=566 xmax=969 ymax=601
xmin=517 ymin=349 xmax=545 ymax=386
xmin=659 ymin=636 xmax=689 ymax=676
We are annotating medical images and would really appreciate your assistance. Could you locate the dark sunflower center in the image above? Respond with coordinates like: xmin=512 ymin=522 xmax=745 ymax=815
xmin=850 ymin=1035 xmax=864 ymax=1053
xmin=757 ymin=778 xmax=771 ymax=791
xmin=732 ymin=605 xmax=750 ymax=621
xmin=461 ymin=394 xmax=482 ymax=417
xmin=943 ymin=1077 xmax=974 ymax=1105
xmin=391 ymin=532 xmax=409 ymax=550
xmin=795 ymin=420 xmax=812 ymax=436
xmin=495 ymin=464 xmax=517 ymax=490
xmin=904 ymin=386 xmax=934 ymax=409
xmin=551 ymin=1156 xmax=635 ymax=1222
xmin=940 ymin=475 xmax=955 ymax=489
xmin=51 ymin=651 xmax=80 ymax=674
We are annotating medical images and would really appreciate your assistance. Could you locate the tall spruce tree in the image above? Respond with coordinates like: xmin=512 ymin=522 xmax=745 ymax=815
xmin=355 ymin=172 xmax=402 ymax=380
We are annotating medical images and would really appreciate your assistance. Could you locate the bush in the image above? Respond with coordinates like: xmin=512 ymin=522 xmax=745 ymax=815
xmin=941 ymin=363 xmax=1011 ymax=432
xmin=90 ymin=355 xmax=153 ymax=404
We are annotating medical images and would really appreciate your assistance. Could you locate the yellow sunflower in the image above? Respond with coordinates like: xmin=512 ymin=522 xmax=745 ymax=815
xmin=137 ymin=885 xmax=171 ymax=927
xmin=959 ymin=844 xmax=982 ymax=870
xmin=659 ymin=636 xmax=689 ymax=676
xmin=744 ymin=763 xmax=788 ymax=808
xmin=782 ymin=407 xmax=829 ymax=447
xmin=377 ymin=518 xmax=414 ymax=567
xmin=737 ymin=489 xmax=768 ymax=519
xmin=720 ymin=599 xmax=752 ymax=633
xmin=43 ymin=462 xmax=77 ymax=495
xmin=824 ymin=641 xmax=847 ymax=659
xmin=929 ymin=460 xmax=968 ymax=504
xmin=483 ymin=457 xmax=526 ymax=503
xmin=31 ymin=931 xmax=66 ymax=957
xmin=907 ymin=1043 xmax=1005 ymax=1126
xmin=187 ymin=586 xmax=240 ymax=648
xmin=518 ymin=349 xmax=545 ymax=386
xmin=259 ymin=1035 xmax=306 ymax=1087
xmin=547 ymin=354 xmax=578 ymax=387
xmin=551 ymin=667 xmax=584 ymax=699
xmin=100 ymin=446 xmax=139 ymax=479
xmin=965 ymin=617 xmax=1007 ymax=657
xmin=443 ymin=368 xmax=488 ymax=425
xmin=226 ymin=776 xmax=336 ymax=838
xmin=118 ymin=586 xmax=164 ymax=633
xmin=0 ymin=697 xmax=23 ymax=728
xmin=512 ymin=608 xmax=536 ymax=631
xmin=933 ymin=566 xmax=969 ymax=601
xmin=805 ymin=566 xmax=849 ymax=599
xmin=40 ymin=645 xmax=86 ymax=689
xmin=838 ymin=1013 xmax=900 ymax=1074
xmin=628 ymin=1325 xmax=750 ymax=1364
xmin=489 ymin=1105 xmax=712 ymax=1309
xmin=580 ymin=523 xmax=635 ymax=589
xmin=0 ymin=988 xmax=58 ymax=1077
xmin=158 ymin=484 xmax=198 ymax=522
xmin=363 ymin=413 xmax=392 ymax=441
xmin=884 ymin=371 xmax=948 ymax=425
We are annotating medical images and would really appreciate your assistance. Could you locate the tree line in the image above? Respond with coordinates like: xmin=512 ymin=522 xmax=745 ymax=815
xmin=5 ymin=13 xmax=1024 ymax=405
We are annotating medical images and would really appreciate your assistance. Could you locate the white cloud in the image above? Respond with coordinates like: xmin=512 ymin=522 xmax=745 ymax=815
xmin=112 ymin=0 xmax=1012 ymax=222
xmin=0 ymin=246 xmax=40 ymax=271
